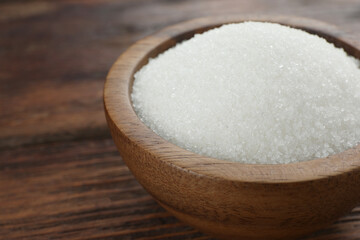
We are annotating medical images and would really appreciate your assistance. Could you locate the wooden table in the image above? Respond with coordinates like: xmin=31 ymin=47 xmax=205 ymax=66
xmin=1 ymin=0 xmax=359 ymax=239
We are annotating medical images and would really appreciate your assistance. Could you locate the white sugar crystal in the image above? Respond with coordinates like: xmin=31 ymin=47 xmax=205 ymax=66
xmin=131 ymin=22 xmax=360 ymax=164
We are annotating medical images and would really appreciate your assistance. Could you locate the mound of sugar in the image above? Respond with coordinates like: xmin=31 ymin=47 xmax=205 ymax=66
xmin=131 ymin=22 xmax=360 ymax=164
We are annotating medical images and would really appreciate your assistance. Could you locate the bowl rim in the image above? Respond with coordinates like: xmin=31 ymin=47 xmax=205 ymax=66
xmin=104 ymin=15 xmax=360 ymax=184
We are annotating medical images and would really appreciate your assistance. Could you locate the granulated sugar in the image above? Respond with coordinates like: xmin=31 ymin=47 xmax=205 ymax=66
xmin=131 ymin=22 xmax=360 ymax=164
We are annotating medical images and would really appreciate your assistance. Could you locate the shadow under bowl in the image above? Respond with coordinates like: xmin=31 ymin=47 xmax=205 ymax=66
xmin=104 ymin=15 xmax=360 ymax=240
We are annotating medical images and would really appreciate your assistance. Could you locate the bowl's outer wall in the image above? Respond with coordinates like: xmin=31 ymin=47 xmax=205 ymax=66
xmin=106 ymin=111 xmax=360 ymax=239
xmin=104 ymin=16 xmax=360 ymax=240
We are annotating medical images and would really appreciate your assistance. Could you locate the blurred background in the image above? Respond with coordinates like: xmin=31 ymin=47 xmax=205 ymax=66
xmin=2 ymin=0 xmax=360 ymax=149
xmin=1 ymin=0 xmax=360 ymax=239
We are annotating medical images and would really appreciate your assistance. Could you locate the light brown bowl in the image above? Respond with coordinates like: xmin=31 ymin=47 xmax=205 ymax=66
xmin=104 ymin=16 xmax=360 ymax=240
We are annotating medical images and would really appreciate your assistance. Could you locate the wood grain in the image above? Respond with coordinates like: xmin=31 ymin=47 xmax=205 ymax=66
xmin=104 ymin=16 xmax=360 ymax=239
xmin=1 ymin=0 xmax=360 ymax=239
xmin=0 ymin=139 xmax=209 ymax=240
xmin=0 ymin=139 xmax=359 ymax=240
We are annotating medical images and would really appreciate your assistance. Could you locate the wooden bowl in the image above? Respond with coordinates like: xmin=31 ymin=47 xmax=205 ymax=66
xmin=104 ymin=16 xmax=360 ymax=240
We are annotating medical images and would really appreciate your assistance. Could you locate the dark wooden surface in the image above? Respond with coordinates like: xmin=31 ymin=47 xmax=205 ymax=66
xmin=1 ymin=0 xmax=360 ymax=239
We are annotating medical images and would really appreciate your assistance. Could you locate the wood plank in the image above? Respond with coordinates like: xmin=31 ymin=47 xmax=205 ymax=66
xmin=1 ymin=0 xmax=360 ymax=238
xmin=1 ymin=0 xmax=360 ymax=148
xmin=0 ymin=139 xmax=359 ymax=239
